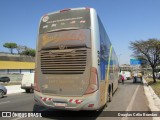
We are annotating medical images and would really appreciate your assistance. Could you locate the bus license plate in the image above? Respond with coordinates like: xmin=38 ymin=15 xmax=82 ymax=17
xmin=54 ymin=103 xmax=67 ymax=107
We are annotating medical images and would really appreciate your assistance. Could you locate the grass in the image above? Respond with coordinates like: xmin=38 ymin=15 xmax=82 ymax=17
xmin=145 ymin=78 xmax=160 ymax=97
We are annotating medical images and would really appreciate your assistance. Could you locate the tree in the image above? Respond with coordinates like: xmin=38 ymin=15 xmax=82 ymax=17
xmin=136 ymin=56 xmax=149 ymax=68
xmin=3 ymin=43 xmax=17 ymax=54
xmin=16 ymin=45 xmax=28 ymax=54
xmin=130 ymin=38 xmax=160 ymax=83
xmin=21 ymin=48 xmax=36 ymax=57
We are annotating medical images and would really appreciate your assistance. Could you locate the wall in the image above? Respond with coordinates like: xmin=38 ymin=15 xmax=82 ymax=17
xmin=0 ymin=74 xmax=23 ymax=82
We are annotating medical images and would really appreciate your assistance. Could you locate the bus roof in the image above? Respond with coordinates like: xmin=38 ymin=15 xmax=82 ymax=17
xmin=43 ymin=7 xmax=93 ymax=16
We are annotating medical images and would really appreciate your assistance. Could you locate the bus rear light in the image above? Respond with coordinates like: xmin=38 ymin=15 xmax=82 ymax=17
xmin=84 ymin=67 xmax=98 ymax=94
xmin=88 ymin=104 xmax=94 ymax=107
xmin=60 ymin=8 xmax=71 ymax=12
xmin=34 ymin=72 xmax=40 ymax=92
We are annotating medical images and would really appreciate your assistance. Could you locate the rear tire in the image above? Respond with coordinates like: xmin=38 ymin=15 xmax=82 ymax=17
xmin=108 ymin=85 xmax=112 ymax=102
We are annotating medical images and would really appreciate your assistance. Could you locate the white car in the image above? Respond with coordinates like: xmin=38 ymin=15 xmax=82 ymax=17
xmin=121 ymin=71 xmax=131 ymax=80
xmin=21 ymin=73 xmax=34 ymax=93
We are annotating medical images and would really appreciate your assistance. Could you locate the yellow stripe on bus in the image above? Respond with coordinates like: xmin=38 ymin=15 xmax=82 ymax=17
xmin=104 ymin=45 xmax=112 ymax=101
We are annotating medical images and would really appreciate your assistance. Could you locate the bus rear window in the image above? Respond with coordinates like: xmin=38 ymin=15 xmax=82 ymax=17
xmin=38 ymin=29 xmax=91 ymax=50
xmin=39 ymin=9 xmax=90 ymax=34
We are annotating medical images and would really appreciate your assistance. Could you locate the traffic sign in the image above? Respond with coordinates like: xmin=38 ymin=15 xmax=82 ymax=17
xmin=130 ymin=59 xmax=142 ymax=65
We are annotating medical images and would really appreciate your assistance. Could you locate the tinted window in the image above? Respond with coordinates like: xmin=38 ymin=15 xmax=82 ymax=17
xmin=39 ymin=9 xmax=90 ymax=34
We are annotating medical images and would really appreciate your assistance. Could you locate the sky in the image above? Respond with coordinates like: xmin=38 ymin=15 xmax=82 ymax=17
xmin=0 ymin=0 xmax=160 ymax=65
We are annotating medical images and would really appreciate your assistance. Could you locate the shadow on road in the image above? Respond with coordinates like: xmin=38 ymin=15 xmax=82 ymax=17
xmin=0 ymin=96 xmax=7 ymax=99
xmin=33 ymin=104 xmax=102 ymax=120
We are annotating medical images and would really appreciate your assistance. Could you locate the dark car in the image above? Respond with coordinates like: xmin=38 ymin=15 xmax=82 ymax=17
xmin=0 ymin=85 xmax=7 ymax=98
xmin=0 ymin=77 xmax=10 ymax=83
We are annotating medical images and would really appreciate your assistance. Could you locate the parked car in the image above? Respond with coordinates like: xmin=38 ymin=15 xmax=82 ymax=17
xmin=0 ymin=77 xmax=10 ymax=83
xmin=21 ymin=73 xmax=34 ymax=93
xmin=0 ymin=85 xmax=7 ymax=98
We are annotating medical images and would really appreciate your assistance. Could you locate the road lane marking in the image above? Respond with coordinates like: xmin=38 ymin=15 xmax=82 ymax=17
xmin=126 ymin=85 xmax=140 ymax=111
xmin=122 ymin=85 xmax=140 ymax=120
xmin=0 ymin=101 xmax=10 ymax=105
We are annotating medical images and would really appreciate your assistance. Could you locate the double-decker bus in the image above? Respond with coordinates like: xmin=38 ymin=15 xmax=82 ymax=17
xmin=34 ymin=7 xmax=119 ymax=111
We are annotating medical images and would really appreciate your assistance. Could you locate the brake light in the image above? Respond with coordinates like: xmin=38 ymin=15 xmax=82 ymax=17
xmin=34 ymin=71 xmax=40 ymax=92
xmin=85 ymin=67 xmax=98 ymax=94
xmin=60 ymin=8 xmax=71 ymax=12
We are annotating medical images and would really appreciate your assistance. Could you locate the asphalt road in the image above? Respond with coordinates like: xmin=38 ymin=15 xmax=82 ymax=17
xmin=0 ymin=80 xmax=152 ymax=120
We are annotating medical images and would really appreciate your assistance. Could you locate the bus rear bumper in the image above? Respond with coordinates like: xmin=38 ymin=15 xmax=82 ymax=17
xmin=34 ymin=90 xmax=101 ymax=111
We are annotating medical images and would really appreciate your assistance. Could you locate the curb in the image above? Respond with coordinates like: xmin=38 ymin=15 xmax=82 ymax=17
xmin=143 ymin=79 xmax=160 ymax=120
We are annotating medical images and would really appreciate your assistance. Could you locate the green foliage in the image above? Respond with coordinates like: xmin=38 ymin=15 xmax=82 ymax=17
xmin=2 ymin=42 xmax=35 ymax=57
xmin=21 ymin=49 xmax=35 ymax=57
xmin=146 ymin=78 xmax=160 ymax=97
xmin=3 ymin=42 xmax=18 ymax=54
xmin=130 ymin=38 xmax=160 ymax=83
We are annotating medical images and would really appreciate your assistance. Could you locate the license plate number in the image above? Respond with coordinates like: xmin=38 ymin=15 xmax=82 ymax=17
xmin=54 ymin=103 xmax=66 ymax=107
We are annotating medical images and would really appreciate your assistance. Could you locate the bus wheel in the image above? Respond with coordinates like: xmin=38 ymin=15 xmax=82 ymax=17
xmin=104 ymin=102 xmax=107 ymax=108
xmin=108 ymin=85 xmax=112 ymax=102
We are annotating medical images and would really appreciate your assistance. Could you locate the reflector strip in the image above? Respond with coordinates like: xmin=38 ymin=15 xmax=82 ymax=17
xmin=69 ymin=99 xmax=73 ymax=102
xmin=75 ymin=100 xmax=82 ymax=104
xmin=48 ymin=98 xmax=52 ymax=101
xmin=68 ymin=99 xmax=83 ymax=104
xmin=40 ymin=97 xmax=53 ymax=102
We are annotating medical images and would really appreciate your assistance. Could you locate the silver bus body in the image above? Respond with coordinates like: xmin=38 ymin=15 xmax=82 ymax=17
xmin=34 ymin=7 xmax=119 ymax=111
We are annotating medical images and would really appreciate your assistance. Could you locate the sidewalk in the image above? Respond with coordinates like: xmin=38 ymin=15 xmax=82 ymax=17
xmin=5 ymin=85 xmax=25 ymax=94
xmin=143 ymin=79 xmax=160 ymax=120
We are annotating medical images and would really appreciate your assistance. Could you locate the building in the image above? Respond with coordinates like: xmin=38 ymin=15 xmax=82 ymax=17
xmin=0 ymin=61 xmax=35 ymax=74
xmin=0 ymin=53 xmax=35 ymax=74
